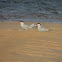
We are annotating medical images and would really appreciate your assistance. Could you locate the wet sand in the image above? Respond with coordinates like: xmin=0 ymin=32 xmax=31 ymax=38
xmin=0 ymin=21 xmax=62 ymax=62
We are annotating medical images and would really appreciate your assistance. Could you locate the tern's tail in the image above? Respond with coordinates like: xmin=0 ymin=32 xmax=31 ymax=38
xmin=49 ymin=28 xmax=55 ymax=31
xmin=30 ymin=24 xmax=37 ymax=28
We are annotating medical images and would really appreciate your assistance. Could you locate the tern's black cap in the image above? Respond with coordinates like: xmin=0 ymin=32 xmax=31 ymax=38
xmin=37 ymin=23 xmax=41 ymax=25
xmin=37 ymin=23 xmax=40 ymax=24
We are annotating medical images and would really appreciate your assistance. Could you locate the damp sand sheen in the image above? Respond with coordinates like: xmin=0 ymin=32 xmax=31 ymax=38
xmin=0 ymin=21 xmax=62 ymax=62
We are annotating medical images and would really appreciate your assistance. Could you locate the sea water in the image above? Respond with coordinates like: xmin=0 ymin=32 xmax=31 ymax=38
xmin=0 ymin=0 xmax=62 ymax=23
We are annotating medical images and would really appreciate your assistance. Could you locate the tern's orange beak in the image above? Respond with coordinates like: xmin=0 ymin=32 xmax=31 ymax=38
xmin=18 ymin=22 xmax=20 ymax=23
xmin=35 ymin=24 xmax=37 ymax=25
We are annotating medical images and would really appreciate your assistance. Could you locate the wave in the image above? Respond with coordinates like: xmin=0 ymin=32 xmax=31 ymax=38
xmin=0 ymin=0 xmax=62 ymax=22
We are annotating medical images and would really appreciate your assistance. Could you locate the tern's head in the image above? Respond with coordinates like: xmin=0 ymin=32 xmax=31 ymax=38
xmin=37 ymin=23 xmax=41 ymax=25
xmin=18 ymin=21 xmax=24 ymax=23
xmin=35 ymin=23 xmax=41 ymax=26
xmin=37 ymin=23 xmax=41 ymax=28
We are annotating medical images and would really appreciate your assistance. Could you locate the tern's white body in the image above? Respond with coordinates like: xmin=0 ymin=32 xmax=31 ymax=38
xmin=37 ymin=24 xmax=49 ymax=32
xmin=20 ymin=22 xmax=29 ymax=30
xmin=20 ymin=22 xmax=37 ymax=30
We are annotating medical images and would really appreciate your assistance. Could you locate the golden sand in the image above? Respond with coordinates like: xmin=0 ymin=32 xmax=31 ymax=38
xmin=0 ymin=21 xmax=62 ymax=62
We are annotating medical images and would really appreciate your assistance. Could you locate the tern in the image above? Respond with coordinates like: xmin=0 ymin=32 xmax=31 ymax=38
xmin=18 ymin=21 xmax=37 ymax=30
xmin=36 ymin=23 xmax=49 ymax=32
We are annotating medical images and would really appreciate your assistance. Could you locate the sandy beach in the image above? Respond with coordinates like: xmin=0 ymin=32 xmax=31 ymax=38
xmin=0 ymin=21 xmax=62 ymax=62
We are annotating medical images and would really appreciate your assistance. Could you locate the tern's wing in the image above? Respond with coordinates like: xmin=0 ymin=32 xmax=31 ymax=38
xmin=40 ymin=28 xmax=49 ymax=32
xmin=22 ymin=24 xmax=29 ymax=29
xmin=29 ymin=24 xmax=37 ymax=28
xmin=29 ymin=24 xmax=34 ymax=28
